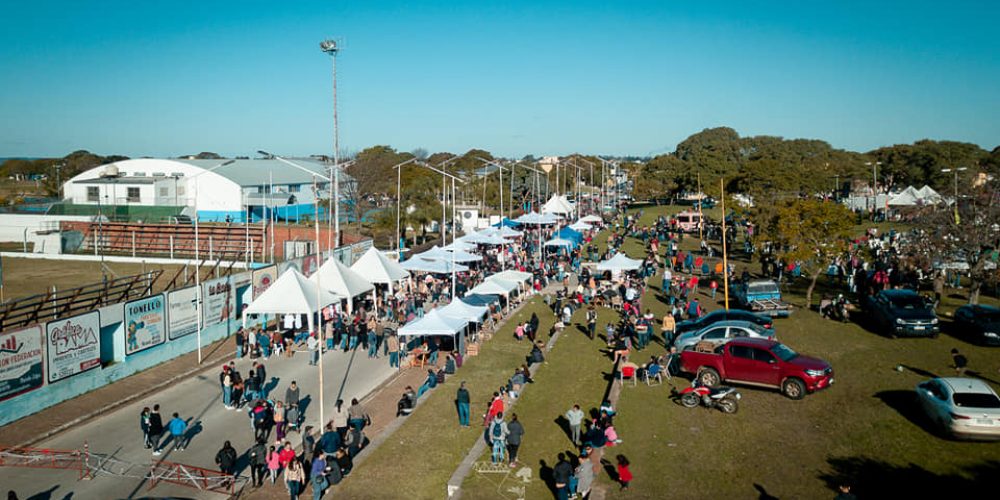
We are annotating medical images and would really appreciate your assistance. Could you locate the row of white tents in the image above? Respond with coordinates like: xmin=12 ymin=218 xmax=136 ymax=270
xmin=843 ymin=185 xmax=947 ymax=211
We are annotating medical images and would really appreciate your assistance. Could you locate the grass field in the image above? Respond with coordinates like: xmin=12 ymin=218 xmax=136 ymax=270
xmin=0 ymin=257 xmax=192 ymax=300
xmin=334 ymin=298 xmax=559 ymax=500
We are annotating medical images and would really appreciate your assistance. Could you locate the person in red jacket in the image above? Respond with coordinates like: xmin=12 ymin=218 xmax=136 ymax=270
xmin=484 ymin=392 xmax=504 ymax=426
xmin=616 ymin=454 xmax=633 ymax=490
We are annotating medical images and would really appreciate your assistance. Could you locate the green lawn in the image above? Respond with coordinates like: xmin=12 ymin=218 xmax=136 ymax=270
xmin=334 ymin=298 xmax=558 ymax=499
xmin=460 ymin=306 xmax=623 ymax=498
xmin=604 ymin=204 xmax=1000 ymax=499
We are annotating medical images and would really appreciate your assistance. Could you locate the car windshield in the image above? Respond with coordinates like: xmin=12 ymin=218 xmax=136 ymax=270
xmin=953 ymin=393 xmax=1000 ymax=409
xmin=975 ymin=310 xmax=1000 ymax=322
xmin=770 ymin=343 xmax=797 ymax=362
xmin=889 ymin=295 xmax=926 ymax=309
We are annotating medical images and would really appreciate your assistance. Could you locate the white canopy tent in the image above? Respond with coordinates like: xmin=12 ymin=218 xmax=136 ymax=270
xmin=467 ymin=277 xmax=519 ymax=296
xmin=439 ymin=247 xmax=483 ymax=263
xmin=401 ymin=257 xmax=470 ymax=274
xmin=438 ymin=299 xmax=490 ymax=323
xmin=413 ymin=245 xmax=451 ymax=261
xmin=350 ymin=246 xmax=410 ymax=285
xmin=578 ymin=214 xmax=603 ymax=224
xmin=596 ymin=252 xmax=643 ymax=272
xmin=443 ymin=240 xmax=478 ymax=252
xmin=544 ymin=237 xmax=575 ymax=248
xmin=242 ymin=268 xmax=338 ymax=330
xmin=460 ymin=230 xmax=507 ymax=245
xmin=515 ymin=211 xmax=559 ymax=225
xmin=569 ymin=221 xmax=593 ymax=231
xmin=308 ymin=257 xmax=375 ymax=314
xmin=542 ymin=194 xmax=575 ymax=215
xmin=492 ymin=270 xmax=533 ymax=283
xmin=398 ymin=309 xmax=468 ymax=337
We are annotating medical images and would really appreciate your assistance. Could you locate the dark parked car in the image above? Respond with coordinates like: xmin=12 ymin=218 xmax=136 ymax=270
xmin=865 ymin=289 xmax=939 ymax=338
xmin=953 ymin=305 xmax=1000 ymax=346
xmin=674 ymin=309 xmax=774 ymax=337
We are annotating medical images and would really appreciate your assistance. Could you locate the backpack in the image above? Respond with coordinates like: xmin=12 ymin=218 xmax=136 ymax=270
xmin=491 ymin=421 xmax=504 ymax=439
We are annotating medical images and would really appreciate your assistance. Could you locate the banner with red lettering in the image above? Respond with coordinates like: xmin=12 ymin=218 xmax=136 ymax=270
xmin=0 ymin=325 xmax=44 ymax=400
xmin=46 ymin=311 xmax=101 ymax=383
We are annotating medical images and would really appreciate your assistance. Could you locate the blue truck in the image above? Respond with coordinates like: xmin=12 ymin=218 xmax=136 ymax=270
xmin=732 ymin=280 xmax=793 ymax=318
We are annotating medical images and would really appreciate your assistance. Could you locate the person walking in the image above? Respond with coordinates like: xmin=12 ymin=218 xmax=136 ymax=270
xmin=285 ymin=381 xmax=301 ymax=408
xmin=266 ymin=444 xmax=281 ymax=484
xmin=222 ymin=367 xmax=233 ymax=409
xmin=148 ymin=405 xmax=164 ymax=455
xmin=249 ymin=438 xmax=267 ymax=487
xmin=506 ymin=413 xmax=524 ymax=467
xmin=553 ymin=452 xmax=573 ymax=500
xmin=166 ymin=412 xmax=187 ymax=452
xmin=348 ymin=398 xmax=369 ymax=431
xmin=586 ymin=306 xmax=597 ymax=340
xmin=387 ymin=333 xmax=400 ymax=368
xmin=310 ymin=452 xmax=329 ymax=500
xmin=488 ymin=412 xmax=508 ymax=464
xmin=456 ymin=381 xmax=471 ymax=427
xmin=565 ymin=404 xmax=585 ymax=446
xmin=367 ymin=325 xmax=378 ymax=359
xmin=285 ymin=457 xmax=305 ymax=500
xmin=616 ymin=454 xmax=633 ymax=490
xmin=952 ymin=348 xmax=968 ymax=375
xmin=307 ymin=333 xmax=320 ymax=366
xmin=139 ymin=407 xmax=152 ymax=449
xmin=661 ymin=313 xmax=676 ymax=347
xmin=214 ymin=440 xmax=238 ymax=481
xmin=574 ymin=448 xmax=595 ymax=498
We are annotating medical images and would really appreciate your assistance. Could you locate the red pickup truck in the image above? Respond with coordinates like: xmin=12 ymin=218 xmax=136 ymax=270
xmin=679 ymin=338 xmax=834 ymax=399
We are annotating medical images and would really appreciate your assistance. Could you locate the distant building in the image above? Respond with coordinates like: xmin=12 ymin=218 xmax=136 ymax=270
xmin=63 ymin=158 xmax=354 ymax=223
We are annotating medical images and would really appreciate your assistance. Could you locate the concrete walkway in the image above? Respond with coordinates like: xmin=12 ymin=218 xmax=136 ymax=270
xmin=0 ymin=344 xmax=396 ymax=499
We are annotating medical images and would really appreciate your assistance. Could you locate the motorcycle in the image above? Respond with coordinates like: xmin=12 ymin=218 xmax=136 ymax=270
xmin=672 ymin=380 xmax=740 ymax=414
xmin=820 ymin=295 xmax=851 ymax=322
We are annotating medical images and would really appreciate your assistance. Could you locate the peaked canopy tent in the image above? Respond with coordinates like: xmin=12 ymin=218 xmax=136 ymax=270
xmin=544 ymin=237 xmax=576 ymax=248
xmin=308 ymin=257 xmax=375 ymax=314
xmin=400 ymin=257 xmax=471 ymax=274
xmin=460 ymin=230 xmax=508 ymax=245
xmin=397 ymin=308 xmax=471 ymax=355
xmin=515 ymin=211 xmax=559 ymax=225
xmin=350 ymin=246 xmax=410 ymax=285
xmin=443 ymin=240 xmax=478 ymax=252
xmin=596 ymin=252 xmax=643 ymax=272
xmin=578 ymin=214 xmax=603 ymax=224
xmin=569 ymin=221 xmax=593 ymax=231
xmin=413 ymin=245 xmax=452 ymax=261
xmin=242 ymin=268 xmax=339 ymax=333
xmin=542 ymin=194 xmax=575 ymax=216
xmin=437 ymin=247 xmax=483 ymax=263
xmin=467 ymin=277 xmax=519 ymax=296
xmin=491 ymin=270 xmax=533 ymax=283
xmin=493 ymin=217 xmax=521 ymax=228
xmin=438 ymin=299 xmax=490 ymax=323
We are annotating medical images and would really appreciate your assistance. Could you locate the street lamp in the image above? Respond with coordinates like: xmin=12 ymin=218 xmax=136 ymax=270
xmin=942 ymin=167 xmax=967 ymax=224
xmin=392 ymin=157 xmax=419 ymax=259
xmin=320 ymin=39 xmax=343 ymax=250
xmin=415 ymin=161 xmax=466 ymax=296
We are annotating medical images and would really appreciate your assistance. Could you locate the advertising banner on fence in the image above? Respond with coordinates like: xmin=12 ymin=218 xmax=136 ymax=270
xmin=0 ymin=325 xmax=44 ymax=401
xmin=125 ymin=294 xmax=166 ymax=355
xmin=47 ymin=311 xmax=101 ymax=383
xmin=252 ymin=266 xmax=277 ymax=300
xmin=167 ymin=286 xmax=198 ymax=340
xmin=203 ymin=277 xmax=235 ymax=326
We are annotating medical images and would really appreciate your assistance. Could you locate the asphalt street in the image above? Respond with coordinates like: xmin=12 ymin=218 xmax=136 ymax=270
xmin=0 ymin=344 xmax=397 ymax=499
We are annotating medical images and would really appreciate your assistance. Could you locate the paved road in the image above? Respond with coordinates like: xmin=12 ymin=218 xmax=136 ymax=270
xmin=0 ymin=344 xmax=396 ymax=499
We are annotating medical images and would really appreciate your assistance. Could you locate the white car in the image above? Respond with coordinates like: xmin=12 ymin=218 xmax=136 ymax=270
xmin=915 ymin=377 xmax=1000 ymax=440
xmin=673 ymin=320 xmax=774 ymax=352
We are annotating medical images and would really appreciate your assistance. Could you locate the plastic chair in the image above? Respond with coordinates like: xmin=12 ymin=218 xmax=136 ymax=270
xmin=644 ymin=364 xmax=663 ymax=386
xmin=620 ymin=364 xmax=637 ymax=387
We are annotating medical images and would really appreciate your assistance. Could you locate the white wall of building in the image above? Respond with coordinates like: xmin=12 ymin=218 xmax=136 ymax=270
xmin=0 ymin=214 xmax=95 ymax=243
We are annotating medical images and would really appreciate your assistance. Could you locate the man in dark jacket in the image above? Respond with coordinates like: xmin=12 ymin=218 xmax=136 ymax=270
xmin=148 ymin=404 xmax=164 ymax=455
xmin=552 ymin=452 xmax=573 ymax=499
xmin=215 ymin=440 xmax=238 ymax=478
xmin=455 ymin=382 xmax=471 ymax=427
xmin=506 ymin=413 xmax=524 ymax=466
xmin=254 ymin=362 xmax=267 ymax=396
xmin=285 ymin=381 xmax=300 ymax=408
xmin=248 ymin=438 xmax=267 ymax=487
xmin=318 ymin=423 xmax=341 ymax=457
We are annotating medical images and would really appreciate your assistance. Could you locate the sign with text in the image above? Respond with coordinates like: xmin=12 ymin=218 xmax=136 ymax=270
xmin=125 ymin=294 xmax=166 ymax=355
xmin=202 ymin=277 xmax=235 ymax=326
xmin=167 ymin=286 xmax=198 ymax=340
xmin=252 ymin=266 xmax=277 ymax=300
xmin=0 ymin=325 xmax=44 ymax=401
xmin=46 ymin=311 xmax=101 ymax=383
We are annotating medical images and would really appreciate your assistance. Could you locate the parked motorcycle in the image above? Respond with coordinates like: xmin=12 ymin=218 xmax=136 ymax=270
xmin=672 ymin=380 xmax=741 ymax=414
xmin=820 ymin=294 xmax=851 ymax=322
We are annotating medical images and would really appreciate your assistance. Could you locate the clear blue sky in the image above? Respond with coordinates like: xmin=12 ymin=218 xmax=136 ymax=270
xmin=1 ymin=1 xmax=997 ymax=159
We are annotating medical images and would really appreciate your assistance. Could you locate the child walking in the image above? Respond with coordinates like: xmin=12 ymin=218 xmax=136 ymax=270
xmin=616 ymin=454 xmax=633 ymax=491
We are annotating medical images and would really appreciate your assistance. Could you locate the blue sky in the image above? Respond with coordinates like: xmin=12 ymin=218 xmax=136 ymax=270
xmin=1 ymin=1 xmax=997 ymax=158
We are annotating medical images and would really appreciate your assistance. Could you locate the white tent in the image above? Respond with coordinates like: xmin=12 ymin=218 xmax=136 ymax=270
xmin=398 ymin=309 xmax=468 ymax=337
xmin=309 ymin=257 xmax=375 ymax=299
xmin=244 ymin=268 xmax=338 ymax=316
xmin=491 ymin=270 xmax=533 ymax=283
xmin=569 ymin=221 xmax=593 ymax=231
xmin=438 ymin=299 xmax=490 ymax=323
xmin=443 ymin=240 xmax=478 ymax=252
xmin=460 ymin=230 xmax=507 ymax=245
xmin=350 ymin=246 xmax=410 ymax=285
xmin=916 ymin=185 xmax=944 ymax=204
xmin=515 ymin=211 xmax=559 ymax=225
xmin=889 ymin=188 xmax=919 ymax=207
xmin=467 ymin=277 xmax=519 ymax=296
xmin=401 ymin=257 xmax=470 ymax=274
xmin=578 ymin=214 xmax=602 ymax=224
xmin=542 ymin=194 xmax=574 ymax=215
xmin=496 ymin=226 xmax=523 ymax=238
xmin=596 ymin=252 xmax=643 ymax=272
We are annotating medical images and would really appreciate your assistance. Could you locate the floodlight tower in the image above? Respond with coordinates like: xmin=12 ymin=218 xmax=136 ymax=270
xmin=320 ymin=39 xmax=342 ymax=249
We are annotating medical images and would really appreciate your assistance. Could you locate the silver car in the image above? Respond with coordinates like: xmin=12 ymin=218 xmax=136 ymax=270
xmin=673 ymin=320 xmax=774 ymax=352
xmin=916 ymin=377 xmax=1000 ymax=440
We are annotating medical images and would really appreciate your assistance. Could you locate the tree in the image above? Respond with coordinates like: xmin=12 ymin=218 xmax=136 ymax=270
xmin=905 ymin=183 xmax=999 ymax=304
xmin=755 ymin=198 xmax=855 ymax=307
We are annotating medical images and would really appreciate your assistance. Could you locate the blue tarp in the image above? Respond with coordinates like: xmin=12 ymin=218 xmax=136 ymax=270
xmin=462 ymin=294 xmax=500 ymax=306
xmin=493 ymin=217 xmax=521 ymax=228
xmin=555 ymin=226 xmax=584 ymax=243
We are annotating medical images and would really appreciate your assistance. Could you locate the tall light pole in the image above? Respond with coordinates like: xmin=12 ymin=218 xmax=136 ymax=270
xmin=392 ymin=157 xmax=419 ymax=259
xmin=942 ymin=167 xmax=967 ymax=224
xmin=321 ymin=39 xmax=342 ymax=250
xmin=416 ymin=161 xmax=465 ymax=295
xmin=188 ymin=159 xmax=235 ymax=365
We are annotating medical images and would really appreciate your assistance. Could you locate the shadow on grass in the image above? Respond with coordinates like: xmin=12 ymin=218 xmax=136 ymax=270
xmin=538 ymin=459 xmax=556 ymax=497
xmin=818 ymin=456 xmax=1000 ymax=498
xmin=752 ymin=483 xmax=780 ymax=499
xmin=553 ymin=415 xmax=572 ymax=443
xmin=873 ymin=390 xmax=938 ymax=436
xmin=898 ymin=364 xmax=940 ymax=378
